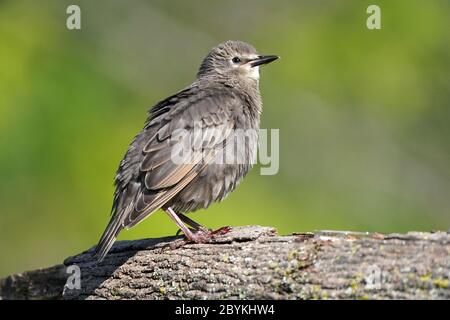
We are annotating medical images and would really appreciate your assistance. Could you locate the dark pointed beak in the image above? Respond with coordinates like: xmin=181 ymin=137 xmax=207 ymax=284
xmin=250 ymin=55 xmax=279 ymax=68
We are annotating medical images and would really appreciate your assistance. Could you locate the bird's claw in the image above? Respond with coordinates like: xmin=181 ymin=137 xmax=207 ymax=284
xmin=186 ymin=226 xmax=232 ymax=243
xmin=162 ymin=226 xmax=232 ymax=252
xmin=211 ymin=226 xmax=232 ymax=236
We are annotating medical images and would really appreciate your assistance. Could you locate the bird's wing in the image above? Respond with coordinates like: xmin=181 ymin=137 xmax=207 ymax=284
xmin=126 ymin=92 xmax=237 ymax=227
xmin=94 ymin=88 xmax=239 ymax=260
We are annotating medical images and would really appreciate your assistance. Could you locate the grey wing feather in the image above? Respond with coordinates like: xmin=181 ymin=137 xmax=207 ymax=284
xmin=94 ymin=86 xmax=238 ymax=261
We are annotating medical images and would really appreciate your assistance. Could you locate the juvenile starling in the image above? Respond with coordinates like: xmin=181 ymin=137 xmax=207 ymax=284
xmin=94 ymin=40 xmax=278 ymax=261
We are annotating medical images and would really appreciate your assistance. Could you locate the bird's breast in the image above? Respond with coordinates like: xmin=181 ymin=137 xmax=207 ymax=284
xmin=168 ymin=103 xmax=260 ymax=213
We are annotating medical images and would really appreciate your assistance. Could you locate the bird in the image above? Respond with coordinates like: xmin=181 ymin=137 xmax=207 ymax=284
xmin=94 ymin=40 xmax=278 ymax=261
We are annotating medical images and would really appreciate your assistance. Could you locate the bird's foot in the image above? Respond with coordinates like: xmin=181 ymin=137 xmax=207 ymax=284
xmin=187 ymin=226 xmax=232 ymax=243
xmin=175 ymin=227 xmax=197 ymax=236
xmin=211 ymin=226 xmax=232 ymax=236
xmin=161 ymin=226 xmax=232 ymax=252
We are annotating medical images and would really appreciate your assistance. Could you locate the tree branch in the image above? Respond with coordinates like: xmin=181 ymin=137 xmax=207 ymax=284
xmin=1 ymin=226 xmax=449 ymax=299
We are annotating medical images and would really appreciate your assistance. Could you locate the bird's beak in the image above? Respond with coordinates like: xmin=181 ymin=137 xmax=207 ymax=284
xmin=250 ymin=55 xmax=279 ymax=68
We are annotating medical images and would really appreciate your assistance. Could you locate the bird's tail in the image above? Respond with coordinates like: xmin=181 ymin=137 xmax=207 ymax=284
xmin=93 ymin=217 xmax=123 ymax=262
xmin=94 ymin=183 xmax=140 ymax=262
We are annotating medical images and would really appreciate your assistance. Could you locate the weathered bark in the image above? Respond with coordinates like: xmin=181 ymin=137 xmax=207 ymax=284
xmin=1 ymin=225 xmax=449 ymax=300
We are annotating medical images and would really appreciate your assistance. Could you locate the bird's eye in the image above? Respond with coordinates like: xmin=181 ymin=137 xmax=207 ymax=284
xmin=232 ymin=57 xmax=241 ymax=64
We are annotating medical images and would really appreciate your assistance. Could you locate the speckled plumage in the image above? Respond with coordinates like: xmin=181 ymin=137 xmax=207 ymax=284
xmin=94 ymin=41 xmax=277 ymax=261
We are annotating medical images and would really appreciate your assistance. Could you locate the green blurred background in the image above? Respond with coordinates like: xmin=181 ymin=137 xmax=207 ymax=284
xmin=1 ymin=0 xmax=449 ymax=277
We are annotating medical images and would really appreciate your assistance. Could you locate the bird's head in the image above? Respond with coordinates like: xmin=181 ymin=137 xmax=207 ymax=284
xmin=197 ymin=40 xmax=278 ymax=82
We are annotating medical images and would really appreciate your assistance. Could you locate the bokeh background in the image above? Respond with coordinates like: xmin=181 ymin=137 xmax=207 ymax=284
xmin=1 ymin=0 xmax=449 ymax=277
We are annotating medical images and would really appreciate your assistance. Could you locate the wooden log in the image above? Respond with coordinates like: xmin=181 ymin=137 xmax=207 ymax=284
xmin=1 ymin=226 xmax=449 ymax=300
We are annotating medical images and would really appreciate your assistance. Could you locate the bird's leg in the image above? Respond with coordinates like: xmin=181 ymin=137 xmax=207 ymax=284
xmin=164 ymin=207 xmax=232 ymax=247
xmin=178 ymin=212 xmax=232 ymax=237
xmin=164 ymin=207 xmax=197 ymax=242
xmin=174 ymin=213 xmax=231 ymax=237
xmin=175 ymin=228 xmax=194 ymax=236
xmin=164 ymin=207 xmax=219 ymax=243
xmin=177 ymin=212 xmax=208 ymax=232
xmin=178 ymin=213 xmax=231 ymax=235
xmin=174 ymin=213 xmax=206 ymax=236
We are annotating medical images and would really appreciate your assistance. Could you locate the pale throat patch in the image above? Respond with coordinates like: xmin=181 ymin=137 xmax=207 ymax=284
xmin=246 ymin=54 xmax=260 ymax=80
xmin=248 ymin=65 xmax=260 ymax=80
xmin=237 ymin=54 xmax=260 ymax=80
